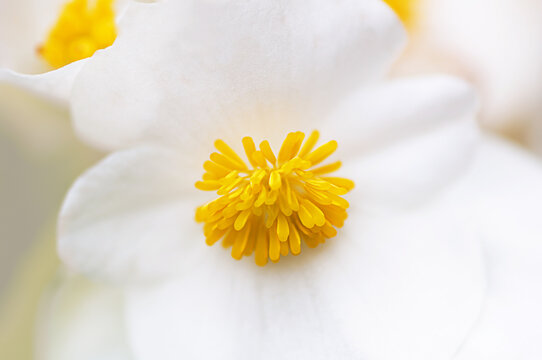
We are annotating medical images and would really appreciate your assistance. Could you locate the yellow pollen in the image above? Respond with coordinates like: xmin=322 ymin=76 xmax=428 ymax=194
xmin=38 ymin=0 xmax=117 ymax=69
xmin=195 ymin=131 xmax=354 ymax=266
xmin=383 ymin=0 xmax=417 ymax=27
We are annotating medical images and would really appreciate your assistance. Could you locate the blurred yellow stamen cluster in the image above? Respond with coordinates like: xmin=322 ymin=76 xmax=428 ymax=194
xmin=384 ymin=0 xmax=416 ymax=26
xmin=38 ymin=0 xmax=116 ymax=69
xmin=195 ymin=131 xmax=354 ymax=266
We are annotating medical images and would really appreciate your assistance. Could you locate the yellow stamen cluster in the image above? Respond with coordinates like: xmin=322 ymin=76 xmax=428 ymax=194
xmin=383 ymin=0 xmax=417 ymax=27
xmin=195 ymin=131 xmax=354 ymax=266
xmin=38 ymin=0 xmax=117 ymax=69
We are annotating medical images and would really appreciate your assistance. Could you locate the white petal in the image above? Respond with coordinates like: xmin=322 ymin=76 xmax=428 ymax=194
xmin=317 ymin=204 xmax=485 ymax=359
xmin=35 ymin=274 xmax=133 ymax=360
xmin=0 ymin=60 xmax=86 ymax=106
xmin=124 ymin=198 xmax=484 ymax=360
xmin=71 ymin=0 xmax=405 ymax=151
xmin=450 ymin=135 xmax=542 ymax=358
xmin=324 ymin=75 xmax=479 ymax=212
xmin=58 ymin=146 xmax=207 ymax=283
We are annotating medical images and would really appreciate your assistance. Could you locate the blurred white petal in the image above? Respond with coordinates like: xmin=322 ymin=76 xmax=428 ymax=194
xmin=396 ymin=0 xmax=542 ymax=132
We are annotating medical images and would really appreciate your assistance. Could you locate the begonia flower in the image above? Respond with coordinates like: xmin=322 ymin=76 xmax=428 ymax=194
xmin=56 ymin=1 xmax=542 ymax=359
xmin=0 ymin=0 xmax=130 ymax=148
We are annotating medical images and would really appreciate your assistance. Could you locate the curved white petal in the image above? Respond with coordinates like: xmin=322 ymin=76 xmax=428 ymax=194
xmin=0 ymin=60 xmax=86 ymax=107
xmin=124 ymin=194 xmax=485 ymax=360
xmin=324 ymin=75 xmax=479 ymax=212
xmin=449 ymin=135 xmax=542 ymax=359
xmin=35 ymin=274 xmax=133 ymax=360
xmin=71 ymin=0 xmax=405 ymax=151
xmin=58 ymin=146 xmax=207 ymax=283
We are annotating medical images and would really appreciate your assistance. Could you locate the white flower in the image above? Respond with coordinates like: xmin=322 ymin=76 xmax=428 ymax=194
xmin=57 ymin=0 xmax=542 ymax=359
xmin=391 ymin=0 xmax=542 ymax=138
xmin=0 ymin=0 xmax=130 ymax=148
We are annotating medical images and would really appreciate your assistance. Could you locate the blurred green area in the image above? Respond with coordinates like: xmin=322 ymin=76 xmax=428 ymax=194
xmin=0 ymin=94 xmax=102 ymax=358
xmin=0 ymin=229 xmax=58 ymax=360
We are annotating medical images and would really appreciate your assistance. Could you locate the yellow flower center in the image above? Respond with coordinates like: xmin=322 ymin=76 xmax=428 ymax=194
xmin=383 ymin=0 xmax=417 ymax=27
xmin=38 ymin=0 xmax=117 ymax=69
xmin=195 ymin=131 xmax=354 ymax=266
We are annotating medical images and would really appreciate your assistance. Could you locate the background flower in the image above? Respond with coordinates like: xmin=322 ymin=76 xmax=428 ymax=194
xmin=391 ymin=0 xmax=542 ymax=149
xmin=0 ymin=0 xmax=131 ymax=151
xmin=0 ymin=1 xmax=126 ymax=357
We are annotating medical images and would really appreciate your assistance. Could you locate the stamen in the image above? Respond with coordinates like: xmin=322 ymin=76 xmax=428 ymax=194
xmin=38 ymin=0 xmax=117 ymax=69
xmin=195 ymin=131 xmax=354 ymax=266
